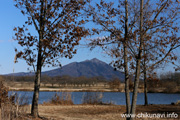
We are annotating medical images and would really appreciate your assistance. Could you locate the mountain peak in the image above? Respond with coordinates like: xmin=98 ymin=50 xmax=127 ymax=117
xmin=90 ymin=58 xmax=101 ymax=62
xmin=8 ymin=58 xmax=125 ymax=80
xmin=83 ymin=58 xmax=104 ymax=64
xmin=84 ymin=58 xmax=101 ymax=62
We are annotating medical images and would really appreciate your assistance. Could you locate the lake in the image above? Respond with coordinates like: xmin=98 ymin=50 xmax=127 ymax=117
xmin=8 ymin=91 xmax=180 ymax=105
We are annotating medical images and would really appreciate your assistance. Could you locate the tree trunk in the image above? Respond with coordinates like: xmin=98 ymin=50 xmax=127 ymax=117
xmin=143 ymin=45 xmax=148 ymax=106
xmin=31 ymin=48 xmax=42 ymax=117
xmin=130 ymin=0 xmax=144 ymax=119
xmin=31 ymin=30 xmax=43 ymax=117
xmin=143 ymin=67 xmax=148 ymax=105
xmin=124 ymin=0 xmax=131 ymax=116
xmin=130 ymin=60 xmax=141 ymax=120
xmin=124 ymin=45 xmax=131 ymax=116
xmin=0 ymin=108 xmax=1 ymax=120
xmin=31 ymin=0 xmax=44 ymax=117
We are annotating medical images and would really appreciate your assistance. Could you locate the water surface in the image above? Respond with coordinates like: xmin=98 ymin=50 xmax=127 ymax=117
xmin=8 ymin=91 xmax=180 ymax=105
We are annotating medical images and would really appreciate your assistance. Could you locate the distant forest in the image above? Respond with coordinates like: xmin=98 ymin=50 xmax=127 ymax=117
xmin=2 ymin=71 xmax=180 ymax=89
xmin=3 ymin=75 xmax=108 ymax=85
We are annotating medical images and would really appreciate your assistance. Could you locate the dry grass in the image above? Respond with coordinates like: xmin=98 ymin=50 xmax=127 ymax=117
xmin=82 ymin=92 xmax=114 ymax=105
xmin=82 ymin=92 xmax=103 ymax=105
xmin=0 ymin=79 xmax=31 ymax=120
xmin=35 ymin=104 xmax=180 ymax=120
xmin=1 ymin=102 xmax=29 ymax=120
xmin=43 ymin=92 xmax=74 ymax=105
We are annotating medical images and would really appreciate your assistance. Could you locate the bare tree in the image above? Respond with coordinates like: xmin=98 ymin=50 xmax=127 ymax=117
xmin=124 ymin=0 xmax=131 ymax=113
xmin=130 ymin=0 xmax=144 ymax=117
xmin=13 ymin=0 xmax=89 ymax=117
xmin=85 ymin=0 xmax=132 ymax=114
xmin=86 ymin=0 xmax=180 ymax=120
xmin=130 ymin=0 xmax=180 ymax=119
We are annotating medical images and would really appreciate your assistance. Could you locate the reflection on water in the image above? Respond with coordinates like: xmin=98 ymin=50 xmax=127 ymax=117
xmin=8 ymin=91 xmax=180 ymax=105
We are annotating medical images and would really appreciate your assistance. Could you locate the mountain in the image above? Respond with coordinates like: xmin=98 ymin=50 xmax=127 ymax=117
xmin=7 ymin=58 xmax=125 ymax=80
xmin=8 ymin=72 xmax=34 ymax=76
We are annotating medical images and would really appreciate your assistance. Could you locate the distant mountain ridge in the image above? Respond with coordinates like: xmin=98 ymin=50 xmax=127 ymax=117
xmin=6 ymin=58 xmax=125 ymax=80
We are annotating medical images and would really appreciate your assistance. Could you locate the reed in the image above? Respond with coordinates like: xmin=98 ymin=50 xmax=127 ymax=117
xmin=0 ymin=79 xmax=29 ymax=120
xmin=43 ymin=92 xmax=74 ymax=105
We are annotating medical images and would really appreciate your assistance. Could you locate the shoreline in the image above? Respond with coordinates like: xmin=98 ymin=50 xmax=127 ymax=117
xmin=8 ymin=87 xmax=123 ymax=92
xmin=8 ymin=87 xmax=180 ymax=94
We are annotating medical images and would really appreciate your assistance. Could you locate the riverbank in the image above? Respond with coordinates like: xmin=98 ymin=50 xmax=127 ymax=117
xmin=21 ymin=104 xmax=180 ymax=120
xmin=8 ymin=87 xmax=180 ymax=93
xmin=5 ymin=81 xmax=180 ymax=93
xmin=8 ymin=87 xmax=116 ymax=92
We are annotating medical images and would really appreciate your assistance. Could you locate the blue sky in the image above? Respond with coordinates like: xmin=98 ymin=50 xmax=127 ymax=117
xmin=0 ymin=0 xmax=177 ymax=75
xmin=0 ymin=1 xmax=113 ymax=74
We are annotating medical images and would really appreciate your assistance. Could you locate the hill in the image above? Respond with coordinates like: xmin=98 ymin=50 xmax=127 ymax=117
xmin=7 ymin=58 xmax=125 ymax=80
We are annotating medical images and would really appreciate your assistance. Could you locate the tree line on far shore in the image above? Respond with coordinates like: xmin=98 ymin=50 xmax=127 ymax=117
xmin=1 ymin=72 xmax=180 ymax=93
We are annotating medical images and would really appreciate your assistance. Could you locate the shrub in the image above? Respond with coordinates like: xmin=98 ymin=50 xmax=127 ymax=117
xmin=129 ymin=79 xmax=134 ymax=91
xmin=44 ymin=92 xmax=74 ymax=105
xmin=0 ymin=78 xmax=29 ymax=120
xmin=0 ymin=79 xmax=8 ymax=108
xmin=82 ymin=92 xmax=103 ymax=105
xmin=162 ymin=81 xmax=177 ymax=93
xmin=175 ymin=100 xmax=180 ymax=105
xmin=108 ymin=78 xmax=121 ymax=90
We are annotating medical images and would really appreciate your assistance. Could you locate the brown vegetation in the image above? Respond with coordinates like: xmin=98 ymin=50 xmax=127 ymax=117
xmin=0 ymin=76 xmax=8 ymax=107
xmin=82 ymin=92 xmax=103 ymax=105
xmin=82 ymin=92 xmax=114 ymax=105
xmin=0 ymin=76 xmax=30 ymax=120
xmin=31 ymin=104 xmax=180 ymax=120
xmin=5 ymin=75 xmax=108 ymax=88
xmin=147 ymin=72 xmax=180 ymax=93
xmin=108 ymin=78 xmax=121 ymax=90
xmin=43 ymin=92 xmax=73 ymax=105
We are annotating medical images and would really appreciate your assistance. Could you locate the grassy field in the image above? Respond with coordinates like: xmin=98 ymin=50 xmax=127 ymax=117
xmin=14 ymin=104 xmax=180 ymax=120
